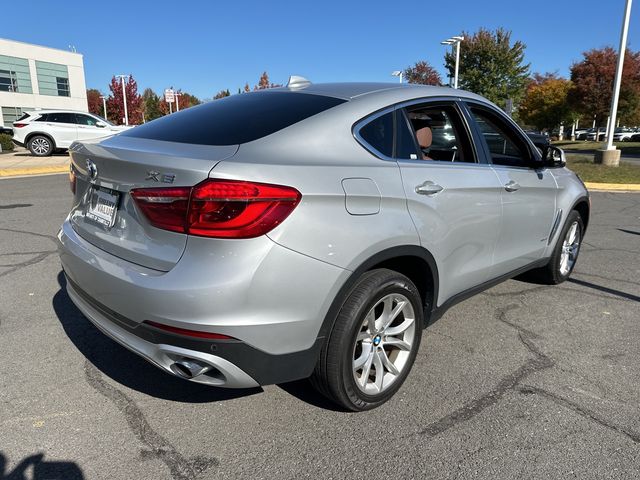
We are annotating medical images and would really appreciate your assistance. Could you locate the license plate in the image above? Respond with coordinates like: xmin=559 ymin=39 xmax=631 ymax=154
xmin=86 ymin=187 xmax=120 ymax=228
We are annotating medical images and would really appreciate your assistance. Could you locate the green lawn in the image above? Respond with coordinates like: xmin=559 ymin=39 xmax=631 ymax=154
xmin=554 ymin=140 xmax=640 ymax=155
xmin=566 ymin=154 xmax=640 ymax=184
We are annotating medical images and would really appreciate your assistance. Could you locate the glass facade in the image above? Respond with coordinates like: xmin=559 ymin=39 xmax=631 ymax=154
xmin=2 ymin=106 xmax=28 ymax=127
xmin=0 ymin=55 xmax=33 ymax=94
xmin=35 ymin=60 xmax=70 ymax=97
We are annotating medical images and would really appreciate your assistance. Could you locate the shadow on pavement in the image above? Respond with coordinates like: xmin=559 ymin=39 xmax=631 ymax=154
xmin=567 ymin=277 xmax=640 ymax=303
xmin=617 ymin=228 xmax=640 ymax=236
xmin=52 ymin=271 xmax=262 ymax=403
xmin=0 ymin=452 xmax=83 ymax=480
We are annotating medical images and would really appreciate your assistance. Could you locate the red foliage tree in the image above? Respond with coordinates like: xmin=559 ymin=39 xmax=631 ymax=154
xmin=86 ymin=89 xmax=103 ymax=117
xmin=106 ymin=75 xmax=143 ymax=125
xmin=214 ymin=89 xmax=231 ymax=99
xmin=404 ymin=61 xmax=442 ymax=86
xmin=568 ymin=47 xmax=640 ymax=126
xmin=254 ymin=71 xmax=282 ymax=90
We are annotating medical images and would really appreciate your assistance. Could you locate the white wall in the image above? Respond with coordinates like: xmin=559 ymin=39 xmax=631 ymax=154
xmin=0 ymin=38 xmax=88 ymax=125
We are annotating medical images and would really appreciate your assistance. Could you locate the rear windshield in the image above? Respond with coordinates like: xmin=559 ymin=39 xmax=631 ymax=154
xmin=122 ymin=91 xmax=347 ymax=145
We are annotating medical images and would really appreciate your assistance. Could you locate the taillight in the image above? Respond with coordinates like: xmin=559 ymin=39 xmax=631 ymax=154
xmin=143 ymin=320 xmax=236 ymax=340
xmin=12 ymin=123 xmax=27 ymax=128
xmin=69 ymin=165 xmax=76 ymax=194
xmin=130 ymin=179 xmax=301 ymax=239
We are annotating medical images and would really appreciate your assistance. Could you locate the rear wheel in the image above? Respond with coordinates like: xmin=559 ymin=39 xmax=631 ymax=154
xmin=537 ymin=211 xmax=584 ymax=284
xmin=28 ymin=135 xmax=54 ymax=156
xmin=311 ymin=269 xmax=423 ymax=411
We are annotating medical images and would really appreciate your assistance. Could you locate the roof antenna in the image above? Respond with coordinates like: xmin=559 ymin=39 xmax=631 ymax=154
xmin=286 ymin=75 xmax=311 ymax=89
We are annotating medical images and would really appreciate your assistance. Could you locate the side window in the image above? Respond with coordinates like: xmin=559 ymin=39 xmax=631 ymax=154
xmin=34 ymin=114 xmax=48 ymax=122
xmin=469 ymin=107 xmax=531 ymax=167
xmin=358 ymin=111 xmax=393 ymax=158
xmin=395 ymin=110 xmax=420 ymax=160
xmin=48 ymin=112 xmax=76 ymax=124
xmin=75 ymin=114 xmax=99 ymax=126
xmin=402 ymin=104 xmax=475 ymax=163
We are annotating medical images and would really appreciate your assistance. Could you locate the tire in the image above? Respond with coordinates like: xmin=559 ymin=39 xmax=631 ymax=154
xmin=536 ymin=210 xmax=584 ymax=285
xmin=310 ymin=268 xmax=423 ymax=411
xmin=27 ymin=135 xmax=54 ymax=156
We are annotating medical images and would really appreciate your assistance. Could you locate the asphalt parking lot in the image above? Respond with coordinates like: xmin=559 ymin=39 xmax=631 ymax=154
xmin=1 ymin=174 xmax=639 ymax=479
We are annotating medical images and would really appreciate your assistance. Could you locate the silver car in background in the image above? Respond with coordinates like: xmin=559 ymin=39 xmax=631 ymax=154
xmin=58 ymin=79 xmax=589 ymax=411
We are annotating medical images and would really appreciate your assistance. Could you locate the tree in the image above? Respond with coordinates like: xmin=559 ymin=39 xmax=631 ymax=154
xmin=568 ymin=47 xmax=640 ymax=127
xmin=106 ymin=75 xmax=143 ymax=125
xmin=142 ymin=88 xmax=163 ymax=122
xmin=519 ymin=73 xmax=575 ymax=131
xmin=444 ymin=28 xmax=530 ymax=110
xmin=252 ymin=72 xmax=282 ymax=90
xmin=403 ymin=61 xmax=442 ymax=86
xmin=176 ymin=91 xmax=201 ymax=110
xmin=214 ymin=89 xmax=231 ymax=99
xmin=86 ymin=89 xmax=103 ymax=117
xmin=243 ymin=83 xmax=251 ymax=93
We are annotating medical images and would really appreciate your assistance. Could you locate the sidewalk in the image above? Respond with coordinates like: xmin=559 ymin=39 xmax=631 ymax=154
xmin=0 ymin=146 xmax=69 ymax=177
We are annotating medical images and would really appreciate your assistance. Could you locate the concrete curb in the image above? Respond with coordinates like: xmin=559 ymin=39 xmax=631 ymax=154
xmin=0 ymin=165 xmax=69 ymax=178
xmin=584 ymin=182 xmax=640 ymax=192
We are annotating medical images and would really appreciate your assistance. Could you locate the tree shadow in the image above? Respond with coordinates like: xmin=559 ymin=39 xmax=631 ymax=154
xmin=53 ymin=271 xmax=262 ymax=403
xmin=617 ymin=228 xmax=640 ymax=236
xmin=0 ymin=452 xmax=83 ymax=480
xmin=567 ymin=277 xmax=640 ymax=303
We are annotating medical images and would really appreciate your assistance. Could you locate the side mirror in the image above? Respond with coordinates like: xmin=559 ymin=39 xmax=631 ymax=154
xmin=95 ymin=121 xmax=107 ymax=128
xmin=542 ymin=145 xmax=566 ymax=168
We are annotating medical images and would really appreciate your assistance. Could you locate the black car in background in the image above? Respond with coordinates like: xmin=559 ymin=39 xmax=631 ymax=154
xmin=524 ymin=130 xmax=550 ymax=151
xmin=0 ymin=126 xmax=13 ymax=136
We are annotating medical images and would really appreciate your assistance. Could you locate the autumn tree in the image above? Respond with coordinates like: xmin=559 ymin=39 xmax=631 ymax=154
xmin=214 ymin=89 xmax=231 ymax=99
xmin=445 ymin=28 xmax=530 ymax=110
xmin=86 ymin=89 xmax=104 ymax=117
xmin=403 ymin=61 xmax=442 ymax=86
xmin=106 ymin=75 xmax=143 ymax=125
xmin=568 ymin=47 xmax=640 ymax=127
xmin=142 ymin=88 xmax=163 ymax=122
xmin=253 ymin=72 xmax=282 ymax=90
xmin=519 ymin=73 xmax=575 ymax=131
xmin=243 ymin=83 xmax=251 ymax=93
xmin=176 ymin=91 xmax=201 ymax=110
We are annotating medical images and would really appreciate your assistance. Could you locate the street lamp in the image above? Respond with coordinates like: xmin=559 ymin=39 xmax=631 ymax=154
xmin=391 ymin=70 xmax=403 ymax=83
xmin=175 ymin=92 xmax=182 ymax=112
xmin=599 ymin=0 xmax=633 ymax=166
xmin=99 ymin=95 xmax=107 ymax=121
xmin=115 ymin=74 xmax=130 ymax=126
xmin=441 ymin=35 xmax=464 ymax=89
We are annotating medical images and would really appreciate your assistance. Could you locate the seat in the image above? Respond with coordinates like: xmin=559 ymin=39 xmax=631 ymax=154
xmin=415 ymin=126 xmax=433 ymax=160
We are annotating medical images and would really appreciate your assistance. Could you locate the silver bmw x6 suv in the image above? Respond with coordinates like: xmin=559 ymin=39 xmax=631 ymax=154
xmin=58 ymin=79 xmax=589 ymax=411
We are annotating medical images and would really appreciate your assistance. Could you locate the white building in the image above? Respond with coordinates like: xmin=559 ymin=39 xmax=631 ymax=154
xmin=0 ymin=38 xmax=87 ymax=127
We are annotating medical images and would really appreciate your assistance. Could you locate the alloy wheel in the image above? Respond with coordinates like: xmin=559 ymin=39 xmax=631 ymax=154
xmin=31 ymin=137 xmax=50 ymax=155
xmin=560 ymin=221 xmax=581 ymax=276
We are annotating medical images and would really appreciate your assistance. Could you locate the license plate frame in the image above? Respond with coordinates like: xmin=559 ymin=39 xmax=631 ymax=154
xmin=86 ymin=186 xmax=120 ymax=228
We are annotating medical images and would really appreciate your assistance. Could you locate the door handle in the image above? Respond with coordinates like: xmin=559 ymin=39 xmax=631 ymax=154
xmin=415 ymin=181 xmax=443 ymax=196
xmin=504 ymin=180 xmax=520 ymax=192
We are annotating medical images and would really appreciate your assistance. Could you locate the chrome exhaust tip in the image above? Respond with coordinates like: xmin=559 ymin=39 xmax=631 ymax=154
xmin=170 ymin=359 xmax=212 ymax=379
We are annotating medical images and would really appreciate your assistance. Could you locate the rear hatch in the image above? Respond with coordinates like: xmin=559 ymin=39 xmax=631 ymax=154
xmin=68 ymin=135 xmax=238 ymax=271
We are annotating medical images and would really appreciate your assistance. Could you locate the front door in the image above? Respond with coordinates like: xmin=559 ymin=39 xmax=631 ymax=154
xmin=44 ymin=112 xmax=77 ymax=148
xmin=394 ymin=101 xmax=502 ymax=305
xmin=465 ymin=104 xmax=557 ymax=277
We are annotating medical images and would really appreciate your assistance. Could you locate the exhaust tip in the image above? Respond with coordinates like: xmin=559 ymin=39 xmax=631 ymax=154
xmin=170 ymin=359 xmax=212 ymax=379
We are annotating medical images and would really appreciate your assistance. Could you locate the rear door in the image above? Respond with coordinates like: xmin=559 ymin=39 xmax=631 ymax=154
xmin=44 ymin=112 xmax=77 ymax=147
xmin=392 ymin=100 xmax=502 ymax=304
xmin=465 ymin=103 xmax=557 ymax=277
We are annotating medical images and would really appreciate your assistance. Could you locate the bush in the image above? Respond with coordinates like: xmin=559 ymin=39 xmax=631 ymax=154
xmin=0 ymin=133 xmax=14 ymax=152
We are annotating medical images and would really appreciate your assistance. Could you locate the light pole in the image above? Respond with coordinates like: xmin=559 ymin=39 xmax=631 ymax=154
xmin=441 ymin=36 xmax=464 ymax=89
xmin=175 ymin=92 xmax=182 ymax=112
xmin=598 ymin=0 xmax=633 ymax=166
xmin=116 ymin=74 xmax=130 ymax=126
xmin=391 ymin=70 xmax=403 ymax=83
xmin=99 ymin=95 xmax=107 ymax=121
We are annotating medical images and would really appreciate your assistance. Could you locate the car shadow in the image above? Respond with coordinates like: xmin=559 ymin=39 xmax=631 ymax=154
xmin=277 ymin=379 xmax=348 ymax=412
xmin=53 ymin=271 xmax=262 ymax=403
xmin=0 ymin=452 xmax=83 ymax=480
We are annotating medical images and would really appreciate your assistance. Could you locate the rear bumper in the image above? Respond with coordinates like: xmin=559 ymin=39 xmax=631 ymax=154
xmin=58 ymin=219 xmax=348 ymax=386
xmin=12 ymin=139 xmax=24 ymax=148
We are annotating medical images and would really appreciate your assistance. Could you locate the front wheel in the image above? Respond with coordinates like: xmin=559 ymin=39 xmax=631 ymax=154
xmin=311 ymin=269 xmax=423 ymax=411
xmin=537 ymin=211 xmax=584 ymax=284
xmin=28 ymin=135 xmax=54 ymax=156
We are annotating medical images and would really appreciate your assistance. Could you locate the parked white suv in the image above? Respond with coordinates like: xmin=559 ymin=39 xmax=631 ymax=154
xmin=12 ymin=110 xmax=130 ymax=156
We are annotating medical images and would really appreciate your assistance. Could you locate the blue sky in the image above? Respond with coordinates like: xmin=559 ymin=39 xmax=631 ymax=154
xmin=5 ymin=0 xmax=640 ymax=99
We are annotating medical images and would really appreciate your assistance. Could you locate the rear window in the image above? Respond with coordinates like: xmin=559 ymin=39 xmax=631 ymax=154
xmin=122 ymin=91 xmax=347 ymax=145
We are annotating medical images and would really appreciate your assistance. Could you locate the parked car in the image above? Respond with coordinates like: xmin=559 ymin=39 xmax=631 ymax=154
xmin=524 ymin=130 xmax=550 ymax=150
xmin=630 ymin=132 xmax=640 ymax=142
xmin=58 ymin=80 xmax=589 ymax=411
xmin=11 ymin=110 xmax=131 ymax=156
xmin=587 ymin=128 xmax=607 ymax=141
xmin=0 ymin=125 xmax=13 ymax=136
xmin=612 ymin=127 xmax=636 ymax=142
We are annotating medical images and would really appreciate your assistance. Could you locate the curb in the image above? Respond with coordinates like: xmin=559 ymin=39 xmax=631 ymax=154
xmin=0 ymin=165 xmax=68 ymax=178
xmin=584 ymin=182 xmax=640 ymax=192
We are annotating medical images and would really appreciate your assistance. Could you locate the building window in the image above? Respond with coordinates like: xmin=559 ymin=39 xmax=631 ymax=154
xmin=0 ymin=54 xmax=33 ymax=94
xmin=35 ymin=60 xmax=70 ymax=97
xmin=2 ymin=106 xmax=29 ymax=127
